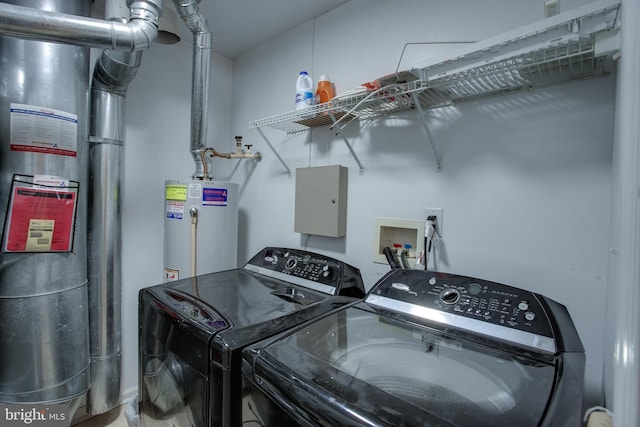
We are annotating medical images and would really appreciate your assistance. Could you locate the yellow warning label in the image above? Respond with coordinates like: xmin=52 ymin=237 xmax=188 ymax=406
xmin=166 ymin=184 xmax=187 ymax=201
xmin=26 ymin=219 xmax=54 ymax=251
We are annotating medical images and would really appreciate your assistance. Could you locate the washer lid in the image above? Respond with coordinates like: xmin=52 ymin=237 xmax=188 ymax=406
xmin=245 ymin=306 xmax=557 ymax=427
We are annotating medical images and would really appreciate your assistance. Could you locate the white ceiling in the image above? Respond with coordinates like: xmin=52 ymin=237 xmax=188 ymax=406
xmin=92 ymin=0 xmax=349 ymax=58
xmin=198 ymin=0 xmax=349 ymax=58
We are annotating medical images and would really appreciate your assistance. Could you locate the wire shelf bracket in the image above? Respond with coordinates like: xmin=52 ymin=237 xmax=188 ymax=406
xmin=411 ymin=92 xmax=442 ymax=172
xmin=255 ymin=127 xmax=291 ymax=176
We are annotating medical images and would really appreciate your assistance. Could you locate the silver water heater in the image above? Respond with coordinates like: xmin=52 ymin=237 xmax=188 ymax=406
xmin=163 ymin=180 xmax=239 ymax=281
xmin=0 ymin=0 xmax=90 ymax=409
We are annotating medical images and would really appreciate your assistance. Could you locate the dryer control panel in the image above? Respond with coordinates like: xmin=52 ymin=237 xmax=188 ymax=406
xmin=244 ymin=247 xmax=365 ymax=298
xmin=366 ymin=269 xmax=557 ymax=353
xmin=145 ymin=288 xmax=230 ymax=332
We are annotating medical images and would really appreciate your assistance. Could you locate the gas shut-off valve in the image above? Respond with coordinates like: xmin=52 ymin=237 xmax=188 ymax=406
xmin=230 ymin=136 xmax=261 ymax=160
xmin=198 ymin=135 xmax=262 ymax=180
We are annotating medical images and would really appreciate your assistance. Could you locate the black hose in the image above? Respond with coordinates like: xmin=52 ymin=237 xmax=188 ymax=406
xmin=383 ymin=246 xmax=402 ymax=269
xmin=400 ymin=250 xmax=411 ymax=269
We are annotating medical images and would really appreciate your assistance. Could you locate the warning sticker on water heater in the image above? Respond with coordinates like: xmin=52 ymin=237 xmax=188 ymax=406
xmin=9 ymin=103 xmax=78 ymax=157
xmin=202 ymin=188 xmax=228 ymax=206
xmin=166 ymin=184 xmax=188 ymax=202
xmin=166 ymin=200 xmax=184 ymax=220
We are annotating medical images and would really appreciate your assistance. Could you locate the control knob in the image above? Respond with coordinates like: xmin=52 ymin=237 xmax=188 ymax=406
xmin=321 ymin=265 xmax=334 ymax=281
xmin=285 ymin=257 xmax=297 ymax=270
xmin=440 ymin=288 xmax=460 ymax=305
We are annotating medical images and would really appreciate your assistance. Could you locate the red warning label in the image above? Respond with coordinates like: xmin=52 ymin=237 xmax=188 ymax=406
xmin=4 ymin=187 xmax=77 ymax=252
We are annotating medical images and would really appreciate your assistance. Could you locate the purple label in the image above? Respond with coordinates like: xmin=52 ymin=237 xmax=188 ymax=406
xmin=203 ymin=188 xmax=228 ymax=206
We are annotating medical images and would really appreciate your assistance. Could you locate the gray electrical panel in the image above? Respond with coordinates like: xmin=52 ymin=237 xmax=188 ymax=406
xmin=295 ymin=165 xmax=348 ymax=237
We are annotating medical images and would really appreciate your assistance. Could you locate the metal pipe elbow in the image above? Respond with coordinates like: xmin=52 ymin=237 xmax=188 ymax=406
xmin=172 ymin=0 xmax=210 ymax=35
xmin=111 ymin=1 xmax=162 ymax=51
xmin=108 ymin=17 xmax=158 ymax=51
xmin=125 ymin=18 xmax=159 ymax=51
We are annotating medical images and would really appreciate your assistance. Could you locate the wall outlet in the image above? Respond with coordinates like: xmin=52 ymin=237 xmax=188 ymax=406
xmin=425 ymin=208 xmax=443 ymax=237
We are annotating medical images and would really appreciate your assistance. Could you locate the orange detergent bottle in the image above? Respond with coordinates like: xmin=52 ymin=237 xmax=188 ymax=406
xmin=315 ymin=75 xmax=335 ymax=104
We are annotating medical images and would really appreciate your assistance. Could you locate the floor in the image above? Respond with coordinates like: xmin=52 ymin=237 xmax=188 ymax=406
xmin=72 ymin=404 xmax=183 ymax=427
xmin=73 ymin=405 xmax=130 ymax=427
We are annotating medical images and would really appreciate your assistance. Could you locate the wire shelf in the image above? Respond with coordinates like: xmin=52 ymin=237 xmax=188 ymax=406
xmin=249 ymin=0 xmax=620 ymax=138
xmin=248 ymin=82 xmax=432 ymax=174
xmin=248 ymin=81 xmax=426 ymax=134
xmin=250 ymin=35 xmax=614 ymax=135
xmin=417 ymin=36 xmax=610 ymax=107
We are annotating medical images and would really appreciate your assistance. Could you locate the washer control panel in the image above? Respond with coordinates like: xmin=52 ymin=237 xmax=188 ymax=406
xmin=368 ymin=269 xmax=555 ymax=341
xmin=244 ymin=247 xmax=365 ymax=297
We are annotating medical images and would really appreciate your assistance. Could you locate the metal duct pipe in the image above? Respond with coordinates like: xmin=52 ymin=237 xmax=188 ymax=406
xmin=87 ymin=47 xmax=144 ymax=415
xmin=85 ymin=0 xmax=163 ymax=415
xmin=88 ymin=0 xmax=163 ymax=415
xmin=0 ymin=0 xmax=161 ymax=51
xmin=171 ymin=0 xmax=211 ymax=179
xmin=0 ymin=0 xmax=165 ymax=50
xmin=0 ymin=0 xmax=162 ymax=417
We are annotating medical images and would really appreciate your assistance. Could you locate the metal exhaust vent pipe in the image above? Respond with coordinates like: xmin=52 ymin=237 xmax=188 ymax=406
xmin=86 ymin=0 xmax=164 ymax=415
xmin=170 ymin=0 xmax=212 ymax=179
xmin=87 ymin=48 xmax=144 ymax=415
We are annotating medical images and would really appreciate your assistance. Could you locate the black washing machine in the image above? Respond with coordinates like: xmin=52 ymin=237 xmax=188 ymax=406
xmin=138 ymin=246 xmax=365 ymax=427
xmin=241 ymin=269 xmax=585 ymax=427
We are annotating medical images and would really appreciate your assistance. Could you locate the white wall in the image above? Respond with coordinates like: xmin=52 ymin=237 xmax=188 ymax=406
xmin=231 ymin=0 xmax=613 ymax=407
xmin=115 ymin=0 xmax=614 ymax=410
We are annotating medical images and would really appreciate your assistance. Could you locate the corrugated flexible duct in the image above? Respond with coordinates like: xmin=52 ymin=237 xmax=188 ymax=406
xmin=0 ymin=0 xmax=162 ymax=416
